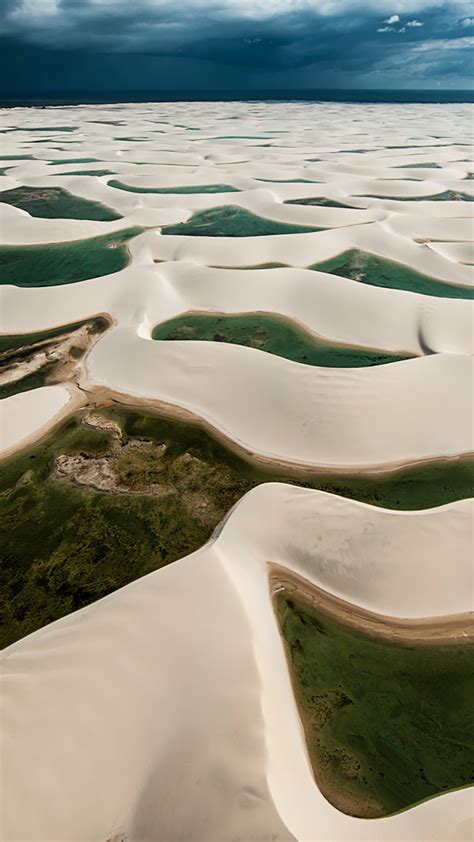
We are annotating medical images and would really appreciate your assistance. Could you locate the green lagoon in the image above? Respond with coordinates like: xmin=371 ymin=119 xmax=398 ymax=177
xmin=108 ymin=179 xmax=240 ymax=194
xmin=0 ymin=406 xmax=472 ymax=646
xmin=277 ymin=594 xmax=474 ymax=817
xmin=88 ymin=120 xmax=125 ymax=126
xmin=0 ymin=186 xmax=122 ymax=221
xmin=161 ymin=205 xmax=322 ymax=237
xmin=52 ymin=170 xmax=116 ymax=177
xmin=0 ymin=155 xmax=34 ymax=161
xmin=0 ymin=227 xmax=142 ymax=287
xmin=394 ymin=162 xmax=442 ymax=169
xmin=152 ymin=312 xmax=413 ymax=367
xmin=360 ymin=190 xmax=473 ymax=202
xmin=256 ymin=178 xmax=320 ymax=183
xmin=20 ymin=126 xmax=77 ymax=132
xmin=285 ymin=197 xmax=356 ymax=209
xmin=311 ymin=250 xmax=474 ymax=300
xmin=48 ymin=158 xmax=101 ymax=165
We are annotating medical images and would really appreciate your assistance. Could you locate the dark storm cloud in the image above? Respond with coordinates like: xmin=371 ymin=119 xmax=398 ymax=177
xmin=1 ymin=0 xmax=473 ymax=92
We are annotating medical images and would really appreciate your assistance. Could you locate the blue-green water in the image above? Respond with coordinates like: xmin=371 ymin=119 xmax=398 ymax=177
xmin=152 ymin=312 xmax=413 ymax=367
xmin=360 ymin=190 xmax=473 ymax=202
xmin=0 ymin=228 xmax=142 ymax=287
xmin=162 ymin=205 xmax=323 ymax=237
xmin=108 ymin=180 xmax=240 ymax=194
xmin=0 ymin=186 xmax=122 ymax=221
xmin=311 ymin=250 xmax=473 ymax=300
xmin=285 ymin=197 xmax=356 ymax=209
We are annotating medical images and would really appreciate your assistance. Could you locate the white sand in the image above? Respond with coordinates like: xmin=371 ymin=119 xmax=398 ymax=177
xmin=1 ymin=101 xmax=473 ymax=842
xmin=83 ymin=330 xmax=473 ymax=469
xmin=2 ymin=261 xmax=473 ymax=356
xmin=0 ymin=384 xmax=84 ymax=458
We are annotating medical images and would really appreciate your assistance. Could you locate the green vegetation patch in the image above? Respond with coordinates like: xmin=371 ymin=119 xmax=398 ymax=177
xmin=48 ymin=158 xmax=101 ymax=165
xmin=276 ymin=594 xmax=474 ymax=817
xmin=88 ymin=120 xmax=125 ymax=126
xmin=0 ymin=155 xmax=34 ymax=161
xmin=0 ymin=186 xmax=122 ymax=221
xmin=0 ymin=360 xmax=57 ymax=401
xmin=108 ymin=179 xmax=240 ymax=194
xmin=0 ymin=316 xmax=109 ymax=399
xmin=203 ymin=263 xmax=288 ymax=270
xmin=152 ymin=312 xmax=413 ymax=368
xmin=20 ymin=126 xmax=77 ymax=132
xmin=161 ymin=205 xmax=323 ymax=237
xmin=256 ymin=178 xmax=321 ymax=184
xmin=0 ymin=315 xmax=109 ymax=355
xmin=0 ymin=227 xmax=142 ymax=288
xmin=359 ymin=190 xmax=474 ymax=202
xmin=52 ymin=170 xmax=116 ymax=177
xmin=209 ymin=135 xmax=272 ymax=140
xmin=310 ymin=250 xmax=474 ymax=300
xmin=394 ymin=162 xmax=442 ymax=168
xmin=1 ymin=405 xmax=472 ymax=646
xmin=285 ymin=197 xmax=357 ymax=209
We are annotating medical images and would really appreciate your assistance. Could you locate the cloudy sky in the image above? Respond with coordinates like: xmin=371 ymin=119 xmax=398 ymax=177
xmin=1 ymin=0 xmax=473 ymax=95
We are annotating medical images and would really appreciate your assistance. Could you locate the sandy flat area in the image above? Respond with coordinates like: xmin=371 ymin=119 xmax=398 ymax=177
xmin=83 ymin=331 xmax=473 ymax=469
xmin=269 ymin=563 xmax=473 ymax=645
xmin=0 ymin=384 xmax=85 ymax=458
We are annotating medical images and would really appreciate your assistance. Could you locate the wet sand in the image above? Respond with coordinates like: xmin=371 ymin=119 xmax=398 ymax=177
xmin=269 ymin=563 xmax=474 ymax=645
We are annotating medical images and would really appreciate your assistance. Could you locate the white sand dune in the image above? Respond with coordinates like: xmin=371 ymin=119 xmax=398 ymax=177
xmin=0 ymin=384 xmax=85 ymax=458
xmin=428 ymin=241 xmax=474 ymax=264
xmin=2 ymin=259 xmax=473 ymax=356
xmin=135 ymin=224 xmax=474 ymax=284
xmin=2 ymin=486 xmax=473 ymax=842
xmin=0 ymin=201 xmax=186 ymax=243
xmin=1 ymin=101 xmax=473 ymax=842
xmin=83 ymin=329 xmax=473 ymax=469
xmin=386 ymin=213 xmax=473 ymax=243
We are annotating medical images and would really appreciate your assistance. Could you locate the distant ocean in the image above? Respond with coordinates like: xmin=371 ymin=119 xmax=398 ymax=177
xmin=1 ymin=89 xmax=473 ymax=107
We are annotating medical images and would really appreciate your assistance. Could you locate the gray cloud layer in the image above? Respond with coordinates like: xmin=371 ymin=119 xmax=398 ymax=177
xmin=1 ymin=0 xmax=473 ymax=91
